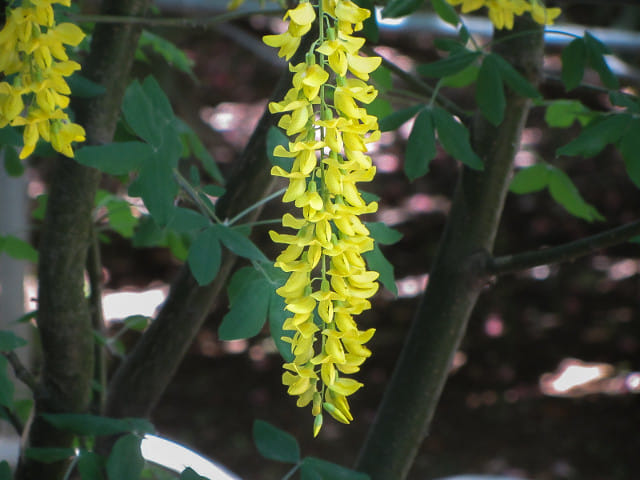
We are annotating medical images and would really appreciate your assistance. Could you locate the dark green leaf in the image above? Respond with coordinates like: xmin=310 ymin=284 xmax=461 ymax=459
xmin=432 ymin=107 xmax=483 ymax=170
xmin=227 ymin=267 xmax=263 ymax=305
xmin=491 ymin=53 xmax=540 ymax=99
xmin=0 ymin=330 xmax=28 ymax=351
xmin=212 ymin=224 xmax=269 ymax=263
xmin=25 ymin=447 xmax=75 ymax=463
xmin=548 ymin=168 xmax=604 ymax=222
xmin=366 ymin=222 xmax=403 ymax=245
xmin=370 ymin=66 xmax=392 ymax=92
xmin=476 ymin=55 xmax=505 ymax=126
xmin=441 ymin=64 xmax=479 ymax=88
xmin=41 ymin=413 xmax=154 ymax=436
xmin=180 ymin=467 xmax=208 ymax=480
xmin=201 ymin=184 xmax=225 ymax=197
xmin=557 ymin=113 xmax=631 ymax=157
xmin=509 ymin=164 xmax=551 ymax=194
xmin=267 ymin=126 xmax=292 ymax=170
xmin=132 ymin=215 xmax=165 ymax=247
xmin=609 ymin=92 xmax=639 ymax=113
xmin=218 ymin=277 xmax=271 ymax=340
xmin=128 ymin=156 xmax=178 ymax=227
xmin=78 ymin=451 xmax=105 ymax=480
xmin=381 ymin=0 xmax=423 ymax=18
xmin=168 ymin=207 xmax=210 ymax=233
xmin=379 ymin=104 xmax=423 ymax=132
xmin=544 ymin=100 xmax=591 ymax=128
xmin=0 ymin=356 xmax=13 ymax=408
xmin=417 ymin=50 xmax=481 ymax=78
xmin=585 ymin=32 xmax=618 ymax=89
xmin=106 ymin=434 xmax=144 ymax=480
xmin=268 ymin=292 xmax=294 ymax=362
xmin=0 ymin=126 xmax=22 ymax=146
xmin=75 ymin=142 xmax=151 ymax=175
xmin=67 ymin=74 xmax=106 ymax=98
xmin=3 ymin=146 xmax=24 ymax=177
xmin=365 ymin=97 xmax=392 ymax=121
xmin=363 ymin=244 xmax=397 ymax=296
xmin=431 ymin=0 xmax=459 ymax=25
xmin=139 ymin=31 xmax=196 ymax=80
xmin=104 ymin=198 xmax=138 ymax=238
xmin=187 ymin=227 xmax=222 ymax=286
xmin=253 ymin=420 xmax=300 ymax=464
xmin=361 ymin=190 xmax=380 ymax=203
xmin=300 ymin=457 xmax=370 ymax=480
xmin=405 ymin=108 xmax=436 ymax=180
xmin=619 ymin=119 xmax=640 ymax=189
xmin=0 ymin=235 xmax=37 ymax=262
xmin=0 ymin=461 xmax=11 ymax=480
xmin=561 ymin=38 xmax=586 ymax=91
xmin=433 ymin=38 xmax=464 ymax=52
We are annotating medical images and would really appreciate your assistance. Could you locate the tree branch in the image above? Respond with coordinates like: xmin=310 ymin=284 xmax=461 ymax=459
xmin=356 ymin=17 xmax=545 ymax=480
xmin=2 ymin=351 xmax=38 ymax=394
xmin=489 ymin=219 xmax=640 ymax=276
xmin=0 ymin=405 xmax=24 ymax=436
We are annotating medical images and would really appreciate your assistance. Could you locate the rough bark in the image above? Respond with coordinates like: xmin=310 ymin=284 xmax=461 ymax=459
xmin=355 ymin=18 xmax=544 ymax=480
xmin=16 ymin=0 xmax=149 ymax=478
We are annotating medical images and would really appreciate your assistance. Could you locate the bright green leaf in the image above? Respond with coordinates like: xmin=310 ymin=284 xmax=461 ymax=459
xmin=0 ymin=235 xmax=37 ymax=262
xmin=0 ymin=357 xmax=13 ymax=408
xmin=105 ymin=199 xmax=138 ymax=238
xmin=381 ymin=0 xmax=424 ymax=18
xmin=557 ymin=113 xmax=631 ymax=157
xmin=417 ymin=50 xmax=481 ymax=78
xmin=25 ymin=448 xmax=76 ymax=463
xmin=619 ymin=119 xmax=640 ymax=189
xmin=510 ymin=163 xmax=551 ymax=194
xmin=253 ymin=420 xmax=300 ymax=464
xmin=106 ymin=434 xmax=144 ymax=480
xmin=477 ymin=55 xmax=505 ymax=126
xmin=441 ymin=64 xmax=479 ymax=88
xmin=363 ymin=244 xmax=397 ymax=296
xmin=212 ymin=224 xmax=269 ymax=263
xmin=431 ymin=0 xmax=459 ymax=25
xmin=123 ymin=315 xmax=151 ymax=332
xmin=544 ymin=100 xmax=591 ymax=128
xmin=548 ymin=168 xmax=604 ymax=222
xmin=187 ymin=227 xmax=222 ymax=286
xmin=366 ymin=222 xmax=403 ymax=245
xmin=405 ymin=108 xmax=436 ymax=180
xmin=300 ymin=457 xmax=370 ymax=480
xmin=379 ymin=104 xmax=423 ymax=132
xmin=78 ymin=451 xmax=105 ymax=480
xmin=218 ymin=277 xmax=271 ymax=340
xmin=561 ymin=38 xmax=586 ymax=91
xmin=128 ymin=156 xmax=178 ymax=227
xmin=432 ymin=107 xmax=483 ymax=170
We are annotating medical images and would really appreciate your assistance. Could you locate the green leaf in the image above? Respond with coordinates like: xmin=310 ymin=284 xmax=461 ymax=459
xmin=557 ymin=113 xmax=631 ymax=157
xmin=106 ymin=434 xmax=144 ymax=480
xmin=431 ymin=0 xmax=459 ymax=25
xmin=139 ymin=31 xmax=196 ymax=80
xmin=417 ymin=50 xmax=481 ymax=78
xmin=32 ymin=194 xmax=47 ymax=221
xmin=548 ymin=168 xmax=604 ymax=222
xmin=268 ymin=292 xmax=294 ymax=362
xmin=609 ymin=91 xmax=639 ymax=113
xmin=218 ymin=277 xmax=271 ymax=340
xmin=619 ymin=119 xmax=640 ymax=188
xmin=41 ymin=413 xmax=154 ymax=436
xmin=128 ymin=156 xmax=178 ymax=227
xmin=363 ymin=244 xmax=397 ymax=296
xmin=491 ymin=53 xmax=540 ymax=99
xmin=227 ymin=266 xmax=264 ymax=305
xmin=405 ymin=108 xmax=436 ymax=180
xmin=509 ymin=163 xmax=551 ymax=194
xmin=253 ymin=420 xmax=300 ymax=464
xmin=0 ymin=461 xmax=11 ymax=480
xmin=365 ymin=97 xmax=392 ymax=121
xmin=584 ymin=32 xmax=618 ymax=89
xmin=432 ymin=107 xmax=483 ymax=170
xmin=300 ymin=457 xmax=370 ymax=480
xmin=132 ymin=215 xmax=165 ymax=247
xmin=187 ymin=227 xmax=222 ymax=286
xmin=103 ymin=197 xmax=138 ymax=238
xmin=180 ymin=467 xmax=208 ymax=480
xmin=561 ymin=38 xmax=586 ymax=91
xmin=0 ymin=235 xmax=38 ymax=262
xmin=370 ymin=66 xmax=392 ymax=92
xmin=0 ymin=356 xmax=14 ymax=408
xmin=544 ymin=100 xmax=591 ymax=128
xmin=168 ymin=207 xmax=210 ymax=233
xmin=25 ymin=447 xmax=76 ymax=463
xmin=0 ymin=330 xmax=28 ymax=351
xmin=212 ymin=224 xmax=269 ymax=263
xmin=122 ymin=315 xmax=151 ymax=332
xmin=3 ymin=146 xmax=24 ymax=177
xmin=176 ymin=118 xmax=224 ymax=183
xmin=267 ymin=126 xmax=292 ymax=170
xmin=67 ymin=74 xmax=106 ymax=98
xmin=379 ymin=104 xmax=423 ymax=132
xmin=441 ymin=64 xmax=479 ymax=88
xmin=381 ymin=0 xmax=423 ymax=18
xmin=0 ymin=126 xmax=22 ymax=146
xmin=75 ymin=142 xmax=151 ymax=175
xmin=366 ymin=222 xmax=403 ymax=245
xmin=476 ymin=55 xmax=505 ymax=126
xmin=78 ymin=451 xmax=105 ymax=480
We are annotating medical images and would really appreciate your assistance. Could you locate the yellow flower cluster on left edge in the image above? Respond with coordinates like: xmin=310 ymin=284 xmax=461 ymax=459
xmin=0 ymin=0 xmax=86 ymax=159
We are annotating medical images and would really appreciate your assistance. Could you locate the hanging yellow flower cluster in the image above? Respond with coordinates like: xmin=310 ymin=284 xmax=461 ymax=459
xmin=0 ymin=0 xmax=86 ymax=159
xmin=263 ymin=0 xmax=381 ymax=435
xmin=446 ymin=0 xmax=561 ymax=30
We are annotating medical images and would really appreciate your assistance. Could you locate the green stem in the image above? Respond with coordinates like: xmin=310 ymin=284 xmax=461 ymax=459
xmin=226 ymin=187 xmax=286 ymax=225
xmin=173 ymin=168 xmax=223 ymax=224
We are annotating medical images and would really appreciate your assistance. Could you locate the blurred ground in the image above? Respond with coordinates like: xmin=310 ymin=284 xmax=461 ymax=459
xmin=99 ymin=5 xmax=640 ymax=480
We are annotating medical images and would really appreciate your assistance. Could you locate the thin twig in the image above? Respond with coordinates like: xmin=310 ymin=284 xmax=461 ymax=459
xmin=226 ymin=187 xmax=286 ymax=225
xmin=0 ymin=405 xmax=24 ymax=435
xmin=2 ymin=351 xmax=38 ymax=393
xmin=489 ymin=219 xmax=640 ymax=276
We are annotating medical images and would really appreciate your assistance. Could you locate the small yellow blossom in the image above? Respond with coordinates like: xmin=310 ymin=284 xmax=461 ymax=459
xmin=446 ymin=0 xmax=561 ymax=29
